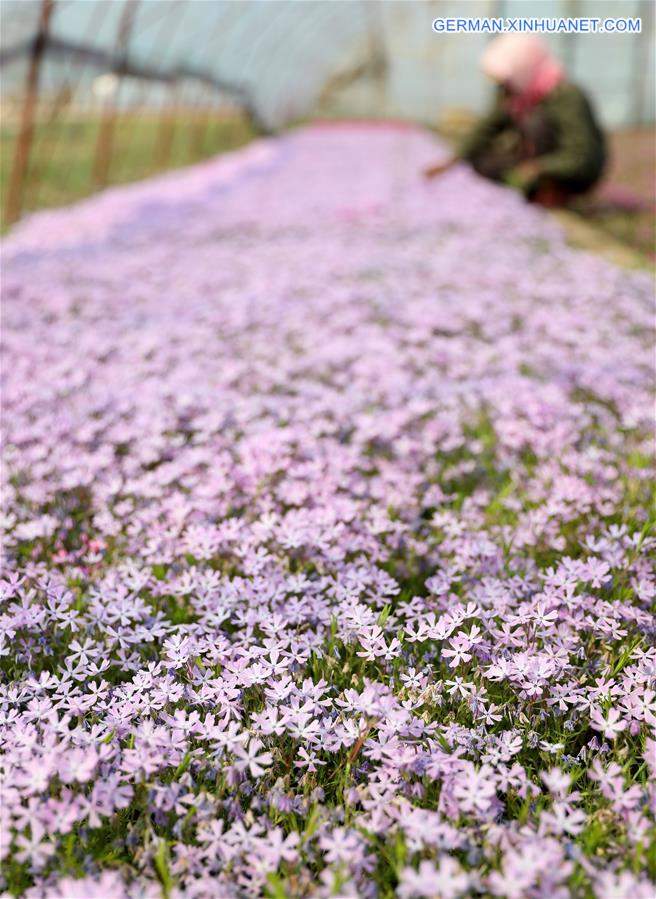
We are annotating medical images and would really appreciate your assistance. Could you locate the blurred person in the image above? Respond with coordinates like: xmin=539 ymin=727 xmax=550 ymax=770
xmin=425 ymin=34 xmax=606 ymax=207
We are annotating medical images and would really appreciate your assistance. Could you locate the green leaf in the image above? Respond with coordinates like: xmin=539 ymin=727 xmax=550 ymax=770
xmin=154 ymin=839 xmax=173 ymax=899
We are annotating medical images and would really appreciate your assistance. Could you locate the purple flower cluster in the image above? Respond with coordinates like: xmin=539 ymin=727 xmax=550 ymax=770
xmin=1 ymin=125 xmax=654 ymax=898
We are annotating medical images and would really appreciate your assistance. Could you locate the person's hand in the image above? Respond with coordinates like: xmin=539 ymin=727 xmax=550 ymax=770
xmin=507 ymin=159 xmax=541 ymax=189
xmin=423 ymin=159 xmax=455 ymax=179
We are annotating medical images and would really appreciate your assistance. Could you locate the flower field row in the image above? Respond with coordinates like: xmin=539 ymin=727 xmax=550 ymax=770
xmin=1 ymin=125 xmax=654 ymax=898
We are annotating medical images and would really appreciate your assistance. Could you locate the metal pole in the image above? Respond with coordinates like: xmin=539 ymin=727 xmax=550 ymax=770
xmin=4 ymin=0 xmax=55 ymax=225
xmin=631 ymin=0 xmax=654 ymax=126
xmin=92 ymin=0 xmax=139 ymax=187
xmin=189 ymin=85 xmax=210 ymax=159
xmin=561 ymin=0 xmax=580 ymax=75
xmin=154 ymin=82 xmax=179 ymax=169
xmin=26 ymin=0 xmax=111 ymax=211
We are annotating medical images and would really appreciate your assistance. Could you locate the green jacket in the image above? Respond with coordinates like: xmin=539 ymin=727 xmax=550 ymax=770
xmin=459 ymin=82 xmax=606 ymax=189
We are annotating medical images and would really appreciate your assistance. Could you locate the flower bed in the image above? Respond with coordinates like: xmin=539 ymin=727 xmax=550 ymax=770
xmin=1 ymin=124 xmax=654 ymax=899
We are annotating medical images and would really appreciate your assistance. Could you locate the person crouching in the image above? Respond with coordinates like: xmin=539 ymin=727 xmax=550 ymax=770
xmin=424 ymin=34 xmax=607 ymax=208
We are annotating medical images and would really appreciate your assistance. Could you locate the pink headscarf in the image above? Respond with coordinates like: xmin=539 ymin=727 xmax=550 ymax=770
xmin=481 ymin=35 xmax=564 ymax=118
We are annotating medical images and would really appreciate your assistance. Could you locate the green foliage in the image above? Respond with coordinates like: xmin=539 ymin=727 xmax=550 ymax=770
xmin=1 ymin=113 xmax=256 ymax=232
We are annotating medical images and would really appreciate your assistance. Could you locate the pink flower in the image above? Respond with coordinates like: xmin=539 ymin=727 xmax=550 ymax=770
xmin=453 ymin=764 xmax=497 ymax=816
xmin=233 ymin=738 xmax=273 ymax=778
xmin=590 ymin=706 xmax=627 ymax=740
xmin=398 ymin=857 xmax=469 ymax=899
xmin=541 ymin=767 xmax=571 ymax=796
xmin=14 ymin=821 xmax=55 ymax=869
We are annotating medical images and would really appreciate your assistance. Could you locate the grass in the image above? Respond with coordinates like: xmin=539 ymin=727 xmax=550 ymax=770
xmin=0 ymin=110 xmax=258 ymax=232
